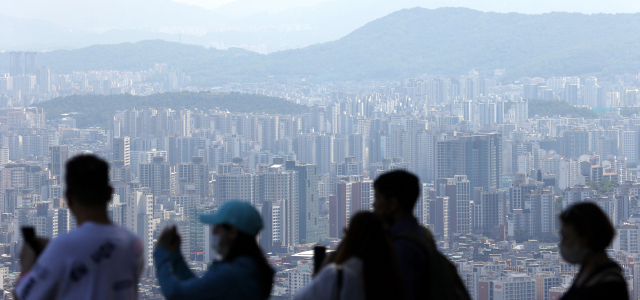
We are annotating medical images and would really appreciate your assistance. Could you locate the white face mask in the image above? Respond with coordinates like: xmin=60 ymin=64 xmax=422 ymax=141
xmin=211 ymin=231 xmax=230 ymax=259
xmin=560 ymin=241 xmax=589 ymax=264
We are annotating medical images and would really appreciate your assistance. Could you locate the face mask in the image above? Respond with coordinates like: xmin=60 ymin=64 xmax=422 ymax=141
xmin=560 ymin=241 xmax=589 ymax=264
xmin=211 ymin=231 xmax=230 ymax=259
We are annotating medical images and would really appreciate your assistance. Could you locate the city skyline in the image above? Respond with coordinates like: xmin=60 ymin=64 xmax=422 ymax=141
xmin=2 ymin=3 xmax=640 ymax=300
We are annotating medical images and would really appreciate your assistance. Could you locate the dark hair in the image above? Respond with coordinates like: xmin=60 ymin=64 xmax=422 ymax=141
xmin=332 ymin=212 xmax=404 ymax=300
xmin=222 ymin=224 xmax=274 ymax=300
xmin=65 ymin=155 xmax=112 ymax=207
xmin=560 ymin=202 xmax=615 ymax=252
xmin=374 ymin=170 xmax=420 ymax=212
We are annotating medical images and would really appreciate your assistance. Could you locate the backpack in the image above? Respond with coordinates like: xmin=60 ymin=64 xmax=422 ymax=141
xmin=395 ymin=227 xmax=471 ymax=300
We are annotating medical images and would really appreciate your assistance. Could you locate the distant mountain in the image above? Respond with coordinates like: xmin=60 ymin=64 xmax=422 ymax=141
xmin=13 ymin=8 xmax=640 ymax=84
xmin=267 ymin=7 xmax=640 ymax=81
xmin=6 ymin=0 xmax=640 ymax=53
xmin=27 ymin=41 xmax=265 ymax=87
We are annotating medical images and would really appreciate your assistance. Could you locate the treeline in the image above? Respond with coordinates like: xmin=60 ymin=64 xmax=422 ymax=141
xmin=527 ymin=99 xmax=599 ymax=118
xmin=35 ymin=92 xmax=308 ymax=129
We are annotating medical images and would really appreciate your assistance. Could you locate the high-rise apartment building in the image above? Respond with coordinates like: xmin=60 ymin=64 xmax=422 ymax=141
xmin=139 ymin=156 xmax=171 ymax=196
xmin=177 ymin=157 xmax=210 ymax=199
xmin=436 ymin=133 xmax=502 ymax=191
xmin=285 ymin=161 xmax=321 ymax=245
xmin=559 ymin=129 xmax=589 ymax=158
xmin=255 ymin=165 xmax=298 ymax=247
xmin=437 ymin=175 xmax=472 ymax=236
xmin=23 ymin=52 xmax=37 ymax=75
xmin=9 ymin=52 xmax=23 ymax=76
xmin=215 ymin=170 xmax=254 ymax=205
xmin=49 ymin=145 xmax=68 ymax=178
xmin=113 ymin=137 xmax=131 ymax=166
xmin=330 ymin=178 xmax=373 ymax=238
xmin=564 ymin=84 xmax=578 ymax=104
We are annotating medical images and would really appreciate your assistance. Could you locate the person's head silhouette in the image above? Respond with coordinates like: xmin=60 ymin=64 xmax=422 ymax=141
xmin=373 ymin=170 xmax=420 ymax=225
xmin=65 ymin=155 xmax=113 ymax=224
xmin=559 ymin=202 xmax=614 ymax=264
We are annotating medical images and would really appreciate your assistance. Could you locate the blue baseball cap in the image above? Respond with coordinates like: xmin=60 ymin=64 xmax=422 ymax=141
xmin=199 ymin=201 xmax=263 ymax=236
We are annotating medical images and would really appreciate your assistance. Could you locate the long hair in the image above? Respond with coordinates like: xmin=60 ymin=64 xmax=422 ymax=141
xmin=222 ymin=224 xmax=274 ymax=299
xmin=331 ymin=212 xmax=404 ymax=300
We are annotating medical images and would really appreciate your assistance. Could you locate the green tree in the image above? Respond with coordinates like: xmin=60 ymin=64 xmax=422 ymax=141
xmin=585 ymin=179 xmax=615 ymax=194
xmin=555 ymin=196 xmax=563 ymax=215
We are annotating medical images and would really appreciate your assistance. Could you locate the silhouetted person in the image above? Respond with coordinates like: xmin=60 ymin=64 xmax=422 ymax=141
xmin=14 ymin=155 xmax=144 ymax=300
xmin=294 ymin=212 xmax=403 ymax=300
xmin=154 ymin=201 xmax=274 ymax=300
xmin=372 ymin=170 xmax=427 ymax=300
xmin=560 ymin=202 xmax=628 ymax=300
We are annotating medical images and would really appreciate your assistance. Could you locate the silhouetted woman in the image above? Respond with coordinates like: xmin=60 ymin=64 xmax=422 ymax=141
xmin=155 ymin=201 xmax=274 ymax=300
xmin=559 ymin=202 xmax=628 ymax=300
xmin=294 ymin=211 xmax=404 ymax=300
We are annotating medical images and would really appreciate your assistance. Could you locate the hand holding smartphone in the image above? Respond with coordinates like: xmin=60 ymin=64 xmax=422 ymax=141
xmin=22 ymin=227 xmax=44 ymax=257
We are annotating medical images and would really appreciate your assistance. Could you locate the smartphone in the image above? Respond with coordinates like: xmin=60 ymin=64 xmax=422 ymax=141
xmin=21 ymin=227 xmax=44 ymax=257
xmin=313 ymin=245 xmax=326 ymax=276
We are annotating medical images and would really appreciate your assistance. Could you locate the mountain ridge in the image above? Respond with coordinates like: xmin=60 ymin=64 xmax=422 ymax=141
xmin=7 ymin=8 xmax=640 ymax=84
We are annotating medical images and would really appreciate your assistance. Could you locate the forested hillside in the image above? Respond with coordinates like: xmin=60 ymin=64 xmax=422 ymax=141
xmin=36 ymin=92 xmax=307 ymax=128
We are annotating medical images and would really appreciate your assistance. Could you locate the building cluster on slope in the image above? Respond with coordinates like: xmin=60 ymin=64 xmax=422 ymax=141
xmin=0 ymin=52 xmax=193 ymax=107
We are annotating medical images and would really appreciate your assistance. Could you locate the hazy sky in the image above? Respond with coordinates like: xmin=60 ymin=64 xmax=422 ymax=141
xmin=172 ymin=0 xmax=640 ymax=14
xmin=172 ymin=0 xmax=233 ymax=10
xmin=172 ymin=0 xmax=329 ymax=11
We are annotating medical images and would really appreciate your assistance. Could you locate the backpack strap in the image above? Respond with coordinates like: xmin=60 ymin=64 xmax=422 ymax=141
xmin=335 ymin=264 xmax=344 ymax=300
xmin=582 ymin=263 xmax=626 ymax=288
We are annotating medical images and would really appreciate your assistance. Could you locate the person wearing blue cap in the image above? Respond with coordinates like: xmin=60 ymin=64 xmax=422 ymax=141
xmin=154 ymin=201 xmax=275 ymax=300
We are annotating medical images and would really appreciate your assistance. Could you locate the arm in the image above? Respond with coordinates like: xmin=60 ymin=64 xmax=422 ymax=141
xmin=14 ymin=240 xmax=62 ymax=300
xmin=154 ymin=226 xmax=195 ymax=280
xmin=155 ymin=254 xmax=239 ymax=300
xmin=168 ymin=249 xmax=196 ymax=280
xmin=154 ymin=246 xmax=195 ymax=281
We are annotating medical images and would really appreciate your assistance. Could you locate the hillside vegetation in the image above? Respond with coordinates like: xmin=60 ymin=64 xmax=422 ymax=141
xmin=36 ymin=92 xmax=308 ymax=129
xmin=27 ymin=8 xmax=640 ymax=85
xmin=506 ymin=99 xmax=599 ymax=118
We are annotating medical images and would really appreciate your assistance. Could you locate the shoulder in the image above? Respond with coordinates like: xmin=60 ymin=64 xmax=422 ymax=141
xmin=341 ymin=257 xmax=364 ymax=277
xmin=576 ymin=280 xmax=629 ymax=300
xmin=113 ymin=225 xmax=143 ymax=246
xmin=313 ymin=263 xmax=340 ymax=283
xmin=42 ymin=230 xmax=81 ymax=254
xmin=393 ymin=236 xmax=426 ymax=257
xmin=589 ymin=263 xmax=627 ymax=286
xmin=317 ymin=259 xmax=363 ymax=283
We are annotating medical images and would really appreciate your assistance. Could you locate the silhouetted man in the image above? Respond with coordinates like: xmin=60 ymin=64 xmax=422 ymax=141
xmin=15 ymin=155 xmax=143 ymax=300
xmin=373 ymin=170 xmax=426 ymax=300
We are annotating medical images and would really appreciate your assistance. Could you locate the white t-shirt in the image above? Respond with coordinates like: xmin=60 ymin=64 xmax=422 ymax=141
xmin=15 ymin=221 xmax=144 ymax=300
xmin=293 ymin=257 xmax=366 ymax=300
